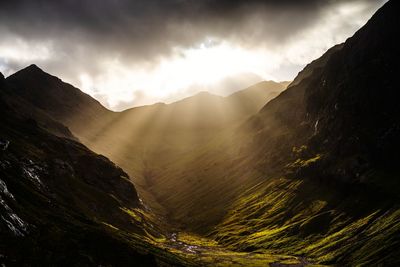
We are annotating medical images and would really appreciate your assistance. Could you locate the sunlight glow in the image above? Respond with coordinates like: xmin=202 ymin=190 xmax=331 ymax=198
xmin=81 ymin=42 xmax=278 ymax=110
xmin=0 ymin=0 xmax=382 ymax=111
xmin=79 ymin=0 xmax=377 ymax=111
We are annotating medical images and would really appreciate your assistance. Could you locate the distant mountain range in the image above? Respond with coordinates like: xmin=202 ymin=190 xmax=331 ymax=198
xmin=1 ymin=0 xmax=399 ymax=265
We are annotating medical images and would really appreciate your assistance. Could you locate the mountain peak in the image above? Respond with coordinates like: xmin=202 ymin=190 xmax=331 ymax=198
xmin=27 ymin=63 xmax=40 ymax=69
xmin=4 ymin=64 xmax=111 ymax=131
xmin=23 ymin=64 xmax=45 ymax=73
xmin=0 ymin=72 xmax=5 ymax=89
xmin=6 ymin=64 xmax=50 ymax=82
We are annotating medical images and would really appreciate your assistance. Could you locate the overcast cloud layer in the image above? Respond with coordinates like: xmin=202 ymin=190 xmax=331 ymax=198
xmin=0 ymin=0 xmax=387 ymax=110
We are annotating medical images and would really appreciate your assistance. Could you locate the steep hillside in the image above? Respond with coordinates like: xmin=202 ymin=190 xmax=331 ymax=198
xmin=210 ymin=1 xmax=400 ymax=265
xmin=0 ymin=76 xmax=193 ymax=266
xmin=245 ymin=0 xmax=399 ymax=188
xmin=5 ymin=64 xmax=116 ymax=135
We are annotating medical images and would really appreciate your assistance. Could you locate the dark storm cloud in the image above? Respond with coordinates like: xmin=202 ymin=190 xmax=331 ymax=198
xmin=0 ymin=0 xmax=379 ymax=65
xmin=0 ymin=0 xmax=387 ymax=109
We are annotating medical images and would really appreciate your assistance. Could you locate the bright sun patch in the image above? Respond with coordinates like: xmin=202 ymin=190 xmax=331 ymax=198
xmin=79 ymin=41 xmax=278 ymax=110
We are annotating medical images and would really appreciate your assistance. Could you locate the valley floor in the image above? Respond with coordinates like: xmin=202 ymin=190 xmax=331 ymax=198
xmin=164 ymin=232 xmax=313 ymax=267
xmin=116 ymin=207 xmax=320 ymax=267
xmin=129 ymin=229 xmax=316 ymax=267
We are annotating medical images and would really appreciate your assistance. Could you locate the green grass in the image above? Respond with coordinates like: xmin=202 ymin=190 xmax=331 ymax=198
xmin=211 ymin=176 xmax=400 ymax=266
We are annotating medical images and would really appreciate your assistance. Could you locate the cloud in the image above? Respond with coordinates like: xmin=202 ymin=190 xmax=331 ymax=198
xmin=0 ymin=0 xmax=387 ymax=109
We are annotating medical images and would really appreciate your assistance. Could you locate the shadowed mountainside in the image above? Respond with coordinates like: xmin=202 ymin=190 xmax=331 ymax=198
xmin=5 ymin=65 xmax=114 ymax=134
xmin=210 ymin=1 xmax=400 ymax=265
xmin=0 ymin=74 xmax=194 ymax=266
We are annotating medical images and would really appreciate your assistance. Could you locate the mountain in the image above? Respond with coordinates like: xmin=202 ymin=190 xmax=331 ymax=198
xmin=209 ymin=1 xmax=400 ymax=265
xmin=5 ymin=64 xmax=115 ymax=134
xmin=0 ymin=73 xmax=196 ymax=265
xmin=245 ymin=0 xmax=399 ymax=186
xmin=6 ymin=64 xmax=101 ymax=112
xmin=5 ymin=65 xmax=284 ymax=140
xmin=5 ymin=65 xmax=284 ymax=139
xmin=288 ymin=44 xmax=343 ymax=88
xmin=4 ymin=68 xmax=286 ymax=218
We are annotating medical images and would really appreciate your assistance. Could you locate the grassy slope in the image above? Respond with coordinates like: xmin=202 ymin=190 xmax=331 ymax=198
xmin=209 ymin=1 xmax=400 ymax=265
xmin=212 ymin=177 xmax=400 ymax=266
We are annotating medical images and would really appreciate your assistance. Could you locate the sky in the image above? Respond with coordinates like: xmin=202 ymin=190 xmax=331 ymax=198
xmin=0 ymin=0 xmax=387 ymax=111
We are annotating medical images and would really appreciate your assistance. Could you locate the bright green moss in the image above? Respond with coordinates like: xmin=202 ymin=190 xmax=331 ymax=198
xmin=211 ymin=174 xmax=400 ymax=266
xmin=121 ymin=207 xmax=142 ymax=222
xmin=289 ymin=154 xmax=322 ymax=168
